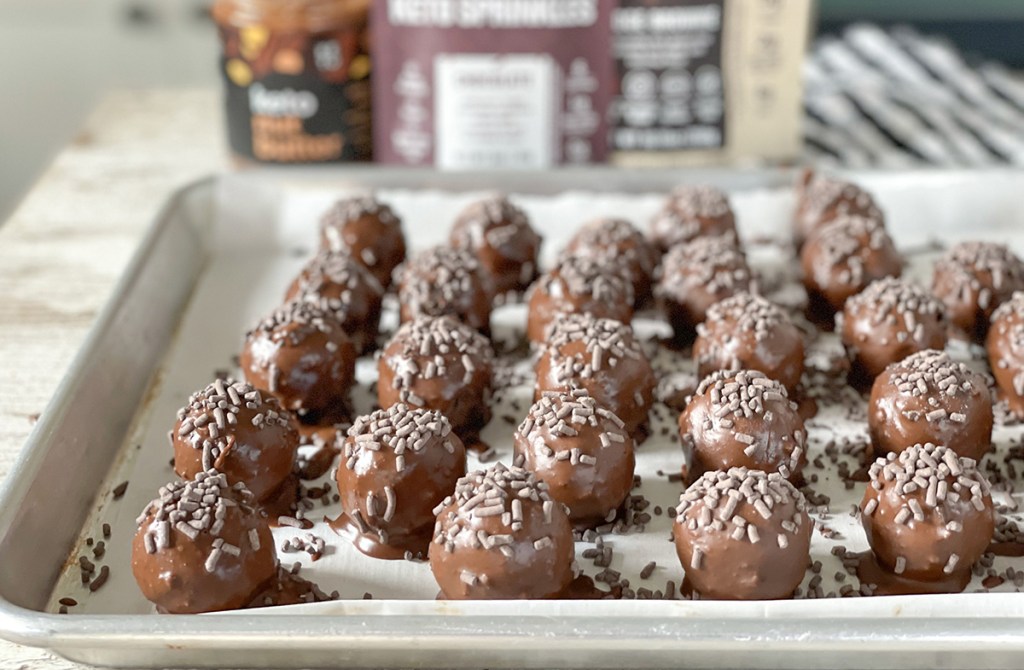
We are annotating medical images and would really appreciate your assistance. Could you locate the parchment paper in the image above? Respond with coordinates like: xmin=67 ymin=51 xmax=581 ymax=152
xmin=47 ymin=171 xmax=1024 ymax=619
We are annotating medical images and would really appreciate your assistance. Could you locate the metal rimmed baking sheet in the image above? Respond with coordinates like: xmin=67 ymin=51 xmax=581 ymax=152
xmin=1 ymin=168 xmax=1024 ymax=668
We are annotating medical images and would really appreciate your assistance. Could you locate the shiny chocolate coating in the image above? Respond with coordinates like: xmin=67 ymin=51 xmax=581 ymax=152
xmin=987 ymin=291 xmax=1024 ymax=415
xmin=449 ymin=195 xmax=542 ymax=297
xmin=132 ymin=470 xmax=276 ymax=613
xmin=241 ymin=300 xmax=357 ymax=426
xmin=673 ymin=467 xmax=811 ymax=600
xmin=514 ymin=390 xmax=635 ymax=526
xmin=320 ymin=196 xmax=406 ymax=290
xmin=678 ymin=370 xmax=806 ymax=482
xmin=565 ymin=218 xmax=658 ymax=307
xmin=534 ymin=313 xmax=655 ymax=434
xmin=793 ymin=169 xmax=883 ymax=249
xmin=247 ymin=565 xmax=336 ymax=608
xmin=932 ymin=241 xmax=1024 ymax=343
xmin=525 ymin=255 xmax=634 ymax=344
xmin=378 ymin=315 xmax=494 ymax=442
xmin=173 ymin=378 xmax=299 ymax=503
xmin=398 ymin=246 xmax=493 ymax=335
xmin=429 ymin=463 xmax=575 ymax=599
xmin=860 ymin=443 xmax=994 ymax=584
xmin=336 ymin=404 xmax=467 ymax=559
xmin=284 ymin=248 xmax=385 ymax=354
xmin=657 ymin=237 xmax=755 ymax=345
xmin=869 ymin=349 xmax=992 ymax=461
xmin=840 ymin=277 xmax=948 ymax=387
xmin=801 ymin=215 xmax=902 ymax=326
xmin=694 ymin=292 xmax=805 ymax=393
xmin=648 ymin=184 xmax=737 ymax=254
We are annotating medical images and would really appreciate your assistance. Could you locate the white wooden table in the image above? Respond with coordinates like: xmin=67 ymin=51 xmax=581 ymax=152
xmin=0 ymin=89 xmax=226 ymax=669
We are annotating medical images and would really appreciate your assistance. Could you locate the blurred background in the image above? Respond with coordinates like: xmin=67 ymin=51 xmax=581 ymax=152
xmin=1 ymin=0 xmax=1023 ymax=224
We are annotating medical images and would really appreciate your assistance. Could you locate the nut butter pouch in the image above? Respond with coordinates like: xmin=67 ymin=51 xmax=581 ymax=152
xmin=611 ymin=0 xmax=811 ymax=166
xmin=373 ymin=0 xmax=614 ymax=168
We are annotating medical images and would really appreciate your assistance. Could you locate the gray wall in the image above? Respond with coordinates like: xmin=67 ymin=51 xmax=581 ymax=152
xmin=0 ymin=0 xmax=217 ymax=224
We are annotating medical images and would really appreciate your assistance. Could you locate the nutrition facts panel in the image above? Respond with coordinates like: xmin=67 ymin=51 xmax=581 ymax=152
xmin=611 ymin=0 xmax=726 ymax=153
xmin=434 ymin=54 xmax=557 ymax=169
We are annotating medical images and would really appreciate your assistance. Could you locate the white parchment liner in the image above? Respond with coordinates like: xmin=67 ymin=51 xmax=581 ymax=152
xmin=47 ymin=171 xmax=1024 ymax=619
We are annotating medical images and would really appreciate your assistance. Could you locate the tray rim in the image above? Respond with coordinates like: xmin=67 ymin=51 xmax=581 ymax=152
xmin=4 ymin=166 xmax=1024 ymax=664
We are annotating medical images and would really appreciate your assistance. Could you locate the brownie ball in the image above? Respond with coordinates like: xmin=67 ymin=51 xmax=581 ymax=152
xmin=869 ymin=349 xmax=992 ymax=461
xmin=932 ymin=241 xmax=1024 ymax=343
xmin=173 ymin=378 xmax=299 ymax=503
xmin=565 ymin=218 xmax=659 ymax=307
xmin=284 ymin=248 xmax=385 ymax=354
xmin=241 ymin=300 xmax=357 ymax=425
xmin=678 ymin=370 xmax=806 ymax=482
xmin=673 ymin=467 xmax=811 ymax=600
xmin=449 ymin=194 xmax=542 ymax=297
xmin=378 ymin=315 xmax=494 ymax=443
xmin=132 ymin=470 xmax=276 ymax=613
xmin=320 ymin=196 xmax=406 ymax=289
xmin=657 ymin=236 xmax=755 ymax=344
xmin=335 ymin=404 xmax=467 ymax=559
xmin=429 ymin=463 xmax=575 ymax=600
xmin=525 ymin=255 xmax=634 ymax=344
xmin=801 ymin=215 xmax=902 ymax=327
xmin=534 ymin=313 xmax=655 ymax=435
xmin=861 ymin=443 xmax=994 ymax=587
xmin=841 ymin=278 xmax=948 ymax=388
xmin=648 ymin=184 xmax=737 ymax=254
xmin=694 ymin=292 xmax=805 ymax=393
xmin=514 ymin=390 xmax=635 ymax=526
xmin=398 ymin=246 xmax=493 ymax=335
xmin=793 ymin=170 xmax=883 ymax=249
xmin=988 ymin=291 xmax=1024 ymax=415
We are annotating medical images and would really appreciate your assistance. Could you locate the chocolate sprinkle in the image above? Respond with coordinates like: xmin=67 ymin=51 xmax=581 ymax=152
xmin=135 ymin=470 xmax=258 ymax=570
xmin=176 ymin=378 xmax=291 ymax=468
xmin=434 ymin=463 xmax=554 ymax=552
xmin=676 ymin=467 xmax=808 ymax=546
xmin=344 ymin=403 xmax=456 ymax=474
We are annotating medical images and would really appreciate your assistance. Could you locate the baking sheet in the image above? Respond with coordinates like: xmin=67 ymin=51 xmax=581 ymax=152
xmin=45 ymin=171 xmax=1024 ymax=617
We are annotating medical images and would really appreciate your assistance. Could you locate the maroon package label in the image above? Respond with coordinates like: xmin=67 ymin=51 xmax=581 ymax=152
xmin=373 ymin=0 xmax=613 ymax=168
xmin=611 ymin=0 xmax=726 ymax=153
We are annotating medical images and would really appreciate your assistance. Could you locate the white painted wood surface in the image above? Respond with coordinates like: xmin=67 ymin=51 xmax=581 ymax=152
xmin=0 ymin=88 xmax=226 ymax=669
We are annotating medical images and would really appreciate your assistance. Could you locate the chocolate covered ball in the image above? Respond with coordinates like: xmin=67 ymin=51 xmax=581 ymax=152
xmin=841 ymin=278 xmax=948 ymax=387
xmin=429 ymin=463 xmax=575 ymax=600
xmin=932 ymin=241 xmax=1024 ymax=343
xmin=869 ymin=350 xmax=992 ymax=461
xmin=449 ymin=194 xmax=542 ymax=297
xmin=793 ymin=170 xmax=883 ymax=248
xmin=988 ymin=291 xmax=1024 ymax=415
xmin=132 ymin=470 xmax=276 ymax=613
xmin=565 ymin=218 xmax=658 ymax=307
xmin=657 ymin=236 xmax=755 ymax=344
xmin=525 ymin=255 xmax=634 ymax=344
xmin=378 ymin=315 xmax=494 ymax=442
xmin=241 ymin=300 xmax=357 ymax=426
xmin=398 ymin=246 xmax=492 ymax=335
xmin=284 ymin=248 xmax=385 ymax=354
xmin=800 ymin=215 xmax=902 ymax=326
xmin=320 ymin=196 xmax=406 ymax=289
xmin=694 ymin=292 xmax=805 ymax=393
xmin=534 ymin=313 xmax=655 ymax=435
xmin=678 ymin=370 xmax=806 ymax=482
xmin=173 ymin=379 xmax=299 ymax=503
xmin=514 ymin=390 xmax=635 ymax=526
xmin=335 ymin=404 xmax=467 ymax=559
xmin=648 ymin=184 xmax=737 ymax=254
xmin=861 ymin=443 xmax=994 ymax=586
xmin=673 ymin=467 xmax=811 ymax=600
